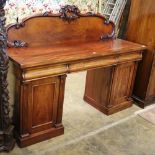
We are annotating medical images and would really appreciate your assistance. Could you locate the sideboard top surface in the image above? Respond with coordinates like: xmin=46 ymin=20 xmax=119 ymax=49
xmin=8 ymin=39 xmax=146 ymax=68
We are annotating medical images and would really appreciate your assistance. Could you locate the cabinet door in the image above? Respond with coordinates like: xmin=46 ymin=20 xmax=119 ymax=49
xmin=110 ymin=62 xmax=137 ymax=106
xmin=21 ymin=77 xmax=60 ymax=135
xmin=84 ymin=67 xmax=113 ymax=107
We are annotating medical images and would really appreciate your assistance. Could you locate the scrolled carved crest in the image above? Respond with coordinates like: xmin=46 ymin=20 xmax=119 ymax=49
xmin=7 ymin=40 xmax=28 ymax=48
xmin=100 ymin=30 xmax=115 ymax=40
xmin=59 ymin=5 xmax=80 ymax=22
xmin=100 ymin=20 xmax=116 ymax=40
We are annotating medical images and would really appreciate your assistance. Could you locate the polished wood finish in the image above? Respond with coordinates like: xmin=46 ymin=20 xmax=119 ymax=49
xmin=8 ymin=40 xmax=144 ymax=69
xmin=7 ymin=10 xmax=114 ymax=48
xmin=125 ymin=0 xmax=155 ymax=107
xmin=0 ymin=0 xmax=15 ymax=152
xmin=84 ymin=62 xmax=138 ymax=115
xmin=7 ymin=5 xmax=146 ymax=147
xmin=13 ymin=74 xmax=66 ymax=147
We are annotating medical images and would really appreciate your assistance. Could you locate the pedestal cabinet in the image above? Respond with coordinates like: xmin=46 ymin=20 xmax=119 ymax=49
xmin=84 ymin=62 xmax=138 ymax=115
xmin=14 ymin=74 xmax=66 ymax=147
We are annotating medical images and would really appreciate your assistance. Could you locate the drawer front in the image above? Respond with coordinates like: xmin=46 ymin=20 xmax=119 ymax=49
xmin=69 ymin=56 xmax=117 ymax=73
xmin=118 ymin=53 xmax=142 ymax=63
xmin=20 ymin=52 xmax=142 ymax=81
xmin=22 ymin=64 xmax=67 ymax=81
xmin=69 ymin=52 xmax=142 ymax=73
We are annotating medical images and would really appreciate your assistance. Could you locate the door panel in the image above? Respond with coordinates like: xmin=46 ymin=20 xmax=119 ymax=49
xmin=85 ymin=67 xmax=113 ymax=107
xmin=28 ymin=77 xmax=60 ymax=134
xmin=110 ymin=62 xmax=136 ymax=106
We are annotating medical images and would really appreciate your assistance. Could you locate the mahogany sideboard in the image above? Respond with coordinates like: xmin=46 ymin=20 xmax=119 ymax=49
xmin=6 ymin=5 xmax=146 ymax=147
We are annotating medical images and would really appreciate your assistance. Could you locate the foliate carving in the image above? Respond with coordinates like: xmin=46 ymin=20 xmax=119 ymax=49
xmin=7 ymin=17 xmax=28 ymax=48
xmin=59 ymin=5 xmax=80 ymax=22
xmin=7 ymin=40 xmax=28 ymax=48
xmin=100 ymin=29 xmax=115 ymax=40
xmin=100 ymin=20 xmax=115 ymax=40
xmin=0 ymin=0 xmax=15 ymax=152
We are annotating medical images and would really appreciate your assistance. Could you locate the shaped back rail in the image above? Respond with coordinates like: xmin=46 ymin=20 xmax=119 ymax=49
xmin=7 ymin=5 xmax=115 ymax=48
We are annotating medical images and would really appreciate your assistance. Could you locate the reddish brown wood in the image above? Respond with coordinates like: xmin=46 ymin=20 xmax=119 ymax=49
xmin=8 ymin=39 xmax=145 ymax=69
xmin=6 ymin=6 xmax=114 ymax=48
xmin=125 ymin=0 xmax=155 ymax=107
xmin=7 ymin=5 xmax=146 ymax=147
xmin=13 ymin=74 xmax=66 ymax=147
xmin=84 ymin=62 xmax=138 ymax=115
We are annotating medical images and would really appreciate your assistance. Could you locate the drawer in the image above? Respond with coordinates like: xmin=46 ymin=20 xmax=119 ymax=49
xmin=21 ymin=64 xmax=68 ymax=81
xmin=69 ymin=52 xmax=142 ymax=73
xmin=18 ymin=52 xmax=143 ymax=81
xmin=118 ymin=52 xmax=142 ymax=63
xmin=69 ymin=56 xmax=117 ymax=73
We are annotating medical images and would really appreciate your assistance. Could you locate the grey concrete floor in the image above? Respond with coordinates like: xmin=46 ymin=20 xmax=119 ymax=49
xmin=3 ymin=72 xmax=155 ymax=155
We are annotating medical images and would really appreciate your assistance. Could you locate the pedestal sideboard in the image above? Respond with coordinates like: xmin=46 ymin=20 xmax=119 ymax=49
xmin=7 ymin=5 xmax=146 ymax=147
